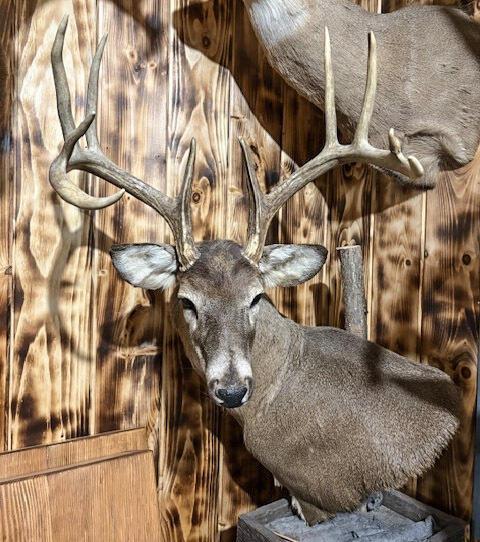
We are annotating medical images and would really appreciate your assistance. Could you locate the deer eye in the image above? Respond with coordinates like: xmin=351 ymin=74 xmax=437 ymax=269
xmin=250 ymin=294 xmax=263 ymax=309
xmin=180 ymin=297 xmax=198 ymax=319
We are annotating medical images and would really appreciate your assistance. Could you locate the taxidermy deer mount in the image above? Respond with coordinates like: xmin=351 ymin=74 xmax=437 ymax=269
xmin=242 ymin=0 xmax=480 ymax=188
xmin=49 ymin=18 xmax=459 ymax=522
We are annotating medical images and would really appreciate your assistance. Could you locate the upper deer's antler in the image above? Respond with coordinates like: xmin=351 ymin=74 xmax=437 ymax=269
xmin=240 ymin=28 xmax=424 ymax=263
xmin=49 ymin=16 xmax=199 ymax=270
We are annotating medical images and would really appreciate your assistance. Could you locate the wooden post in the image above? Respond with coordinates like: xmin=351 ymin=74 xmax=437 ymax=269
xmin=337 ymin=245 xmax=368 ymax=339
xmin=338 ymin=244 xmax=383 ymax=513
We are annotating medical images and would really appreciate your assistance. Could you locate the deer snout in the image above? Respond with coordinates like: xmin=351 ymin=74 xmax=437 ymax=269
xmin=206 ymin=354 xmax=253 ymax=408
xmin=216 ymin=385 xmax=248 ymax=408
xmin=209 ymin=377 xmax=252 ymax=409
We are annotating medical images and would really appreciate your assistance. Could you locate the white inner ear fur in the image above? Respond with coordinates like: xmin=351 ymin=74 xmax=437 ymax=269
xmin=110 ymin=244 xmax=178 ymax=291
xmin=259 ymin=244 xmax=327 ymax=288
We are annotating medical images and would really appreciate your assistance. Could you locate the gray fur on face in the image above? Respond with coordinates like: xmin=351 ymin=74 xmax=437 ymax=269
xmin=171 ymin=240 xmax=326 ymax=404
xmin=110 ymin=240 xmax=327 ymax=405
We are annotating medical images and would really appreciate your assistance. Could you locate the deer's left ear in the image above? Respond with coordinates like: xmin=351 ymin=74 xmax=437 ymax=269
xmin=259 ymin=244 xmax=328 ymax=288
xmin=110 ymin=244 xmax=178 ymax=291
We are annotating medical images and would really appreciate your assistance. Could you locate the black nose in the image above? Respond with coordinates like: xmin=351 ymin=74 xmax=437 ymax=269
xmin=216 ymin=386 xmax=248 ymax=408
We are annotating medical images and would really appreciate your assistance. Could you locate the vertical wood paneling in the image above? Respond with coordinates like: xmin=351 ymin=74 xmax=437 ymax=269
xmin=11 ymin=0 xmax=97 ymax=449
xmin=370 ymin=184 xmax=425 ymax=362
xmin=94 ymin=0 xmax=167 ymax=443
xmin=2 ymin=0 xmax=479 ymax=534
xmin=418 ymin=156 xmax=480 ymax=519
xmin=158 ymin=1 xmax=231 ymax=540
xmin=327 ymin=0 xmax=380 ymax=331
xmin=279 ymin=89 xmax=329 ymax=327
xmin=378 ymin=0 xmax=479 ymax=518
xmin=0 ymin=0 xmax=15 ymax=451
xmin=217 ymin=2 xmax=285 ymax=539
xmin=373 ymin=0 xmax=428 ymax=497
xmin=408 ymin=23 xmax=480 ymax=511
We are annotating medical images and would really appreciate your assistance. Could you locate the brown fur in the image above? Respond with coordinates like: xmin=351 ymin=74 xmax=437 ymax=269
xmin=242 ymin=0 xmax=480 ymax=188
xmin=167 ymin=241 xmax=460 ymax=517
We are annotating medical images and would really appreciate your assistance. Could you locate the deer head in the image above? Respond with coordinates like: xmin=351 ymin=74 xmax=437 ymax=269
xmin=50 ymin=19 xmax=423 ymax=409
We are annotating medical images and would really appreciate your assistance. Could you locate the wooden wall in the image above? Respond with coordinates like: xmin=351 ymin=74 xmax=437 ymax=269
xmin=0 ymin=0 xmax=478 ymax=540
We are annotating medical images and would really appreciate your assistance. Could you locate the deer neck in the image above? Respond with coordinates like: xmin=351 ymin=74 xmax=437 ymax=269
xmin=232 ymin=299 xmax=304 ymax=426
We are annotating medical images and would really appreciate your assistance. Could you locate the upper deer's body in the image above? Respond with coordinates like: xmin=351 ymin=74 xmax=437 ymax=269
xmin=169 ymin=240 xmax=459 ymax=517
xmin=243 ymin=0 xmax=480 ymax=187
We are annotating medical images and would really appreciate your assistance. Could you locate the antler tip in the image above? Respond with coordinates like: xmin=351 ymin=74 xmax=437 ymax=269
xmin=98 ymin=33 xmax=108 ymax=47
xmin=53 ymin=15 xmax=69 ymax=55
xmin=60 ymin=14 xmax=69 ymax=27
xmin=388 ymin=128 xmax=402 ymax=154
xmin=324 ymin=27 xmax=332 ymax=51
xmin=408 ymin=155 xmax=424 ymax=179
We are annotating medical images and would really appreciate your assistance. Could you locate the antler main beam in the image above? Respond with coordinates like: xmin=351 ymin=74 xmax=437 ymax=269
xmin=241 ymin=28 xmax=424 ymax=263
xmin=49 ymin=16 xmax=199 ymax=270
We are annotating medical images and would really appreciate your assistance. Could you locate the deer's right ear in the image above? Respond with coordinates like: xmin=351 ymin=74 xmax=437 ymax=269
xmin=110 ymin=244 xmax=178 ymax=291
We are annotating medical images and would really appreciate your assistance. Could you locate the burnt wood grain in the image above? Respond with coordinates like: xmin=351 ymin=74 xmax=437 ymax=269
xmin=11 ymin=0 xmax=97 ymax=448
xmin=0 ymin=444 xmax=161 ymax=541
xmin=0 ymin=1 xmax=478 ymax=540
xmin=0 ymin=0 xmax=14 ymax=452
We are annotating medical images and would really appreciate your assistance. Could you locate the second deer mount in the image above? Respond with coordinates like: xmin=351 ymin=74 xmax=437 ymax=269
xmin=47 ymin=18 xmax=459 ymax=524
xmin=242 ymin=0 xmax=480 ymax=188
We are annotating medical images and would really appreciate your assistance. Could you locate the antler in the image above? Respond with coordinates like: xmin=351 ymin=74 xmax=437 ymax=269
xmin=240 ymin=28 xmax=424 ymax=263
xmin=49 ymin=16 xmax=199 ymax=270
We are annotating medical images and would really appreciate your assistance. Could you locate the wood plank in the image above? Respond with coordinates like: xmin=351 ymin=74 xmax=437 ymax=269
xmin=157 ymin=1 xmax=232 ymax=540
xmin=279 ymin=81 xmax=329 ymax=327
xmin=380 ymin=0 xmax=479 ymax=521
xmin=369 ymin=184 xmax=425 ymax=361
xmin=417 ymin=154 xmax=480 ymax=521
xmin=217 ymin=1 xmax=285 ymax=539
xmin=94 ymin=0 xmax=167 ymax=444
xmin=10 ymin=0 xmax=97 ymax=449
xmin=0 ymin=426 xmax=147 ymax=479
xmin=369 ymin=0 xmax=429 ymax=499
xmin=326 ymin=0 xmax=380 ymax=331
xmin=0 ymin=450 xmax=161 ymax=541
xmin=0 ymin=0 xmax=15 ymax=452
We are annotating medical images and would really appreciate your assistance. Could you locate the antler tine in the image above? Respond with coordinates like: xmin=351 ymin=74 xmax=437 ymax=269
xmin=51 ymin=15 xmax=76 ymax=138
xmin=242 ymin=27 xmax=425 ymax=264
xmin=354 ymin=32 xmax=377 ymax=146
xmin=324 ymin=27 xmax=338 ymax=147
xmin=85 ymin=32 xmax=108 ymax=150
xmin=177 ymin=139 xmax=201 ymax=269
xmin=49 ymin=17 xmax=200 ymax=270
xmin=239 ymin=138 xmax=265 ymax=258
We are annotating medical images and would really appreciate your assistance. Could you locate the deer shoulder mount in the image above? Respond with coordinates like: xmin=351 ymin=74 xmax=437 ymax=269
xmin=50 ymin=18 xmax=459 ymax=523
xmin=242 ymin=0 xmax=480 ymax=189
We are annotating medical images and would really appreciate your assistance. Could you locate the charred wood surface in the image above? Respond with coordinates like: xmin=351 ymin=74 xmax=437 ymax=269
xmin=0 ymin=1 xmax=478 ymax=540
